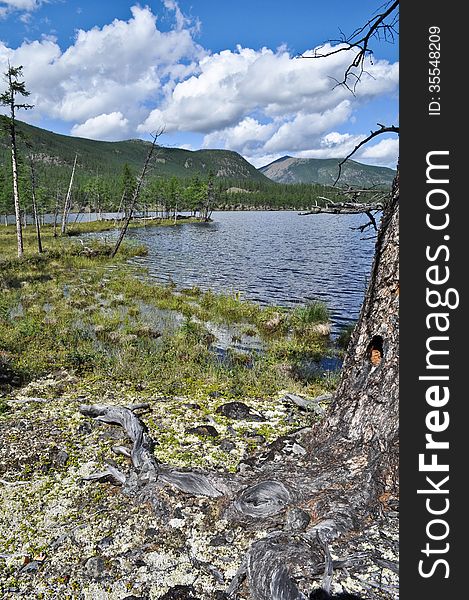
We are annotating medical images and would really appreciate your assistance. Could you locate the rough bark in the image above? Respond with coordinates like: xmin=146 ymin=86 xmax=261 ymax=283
xmin=3 ymin=69 xmax=24 ymax=257
xmin=80 ymin=174 xmax=399 ymax=599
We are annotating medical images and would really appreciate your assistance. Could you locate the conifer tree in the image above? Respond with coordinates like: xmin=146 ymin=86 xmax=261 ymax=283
xmin=0 ymin=65 xmax=33 ymax=257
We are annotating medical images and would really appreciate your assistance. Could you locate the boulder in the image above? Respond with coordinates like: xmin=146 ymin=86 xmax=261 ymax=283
xmin=215 ymin=401 xmax=265 ymax=422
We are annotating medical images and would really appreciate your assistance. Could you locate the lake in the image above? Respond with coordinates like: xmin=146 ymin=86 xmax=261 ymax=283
xmin=85 ymin=210 xmax=377 ymax=334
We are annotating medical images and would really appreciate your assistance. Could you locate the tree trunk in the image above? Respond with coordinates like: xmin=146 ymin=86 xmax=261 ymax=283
xmin=322 ymin=174 xmax=399 ymax=449
xmin=1 ymin=65 xmax=33 ymax=256
xmin=61 ymin=153 xmax=77 ymax=235
xmin=29 ymin=158 xmax=43 ymax=253
xmin=53 ymin=190 xmax=60 ymax=238
xmin=10 ymin=121 xmax=23 ymax=257
xmin=81 ymin=174 xmax=400 ymax=598
xmin=111 ymin=134 xmax=159 ymax=258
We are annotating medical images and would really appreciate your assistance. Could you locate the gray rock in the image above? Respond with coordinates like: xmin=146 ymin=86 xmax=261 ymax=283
xmin=185 ymin=425 xmax=219 ymax=437
xmin=55 ymin=449 xmax=69 ymax=466
xmin=159 ymin=584 xmax=200 ymax=599
xmin=85 ymin=556 xmax=106 ymax=579
xmin=209 ymin=534 xmax=228 ymax=547
xmin=145 ymin=527 xmax=158 ymax=538
xmin=216 ymin=401 xmax=265 ymax=421
xmin=97 ymin=535 xmax=113 ymax=550
xmin=219 ymin=438 xmax=235 ymax=452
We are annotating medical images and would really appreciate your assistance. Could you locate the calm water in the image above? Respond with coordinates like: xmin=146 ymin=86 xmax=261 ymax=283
xmin=87 ymin=211 xmax=377 ymax=333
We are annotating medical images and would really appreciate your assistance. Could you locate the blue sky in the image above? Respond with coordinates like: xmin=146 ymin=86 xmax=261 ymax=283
xmin=0 ymin=0 xmax=399 ymax=168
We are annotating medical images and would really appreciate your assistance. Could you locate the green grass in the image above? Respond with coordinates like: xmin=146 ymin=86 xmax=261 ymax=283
xmin=0 ymin=223 xmax=336 ymax=400
xmin=65 ymin=216 xmax=202 ymax=236
xmin=289 ymin=301 xmax=329 ymax=327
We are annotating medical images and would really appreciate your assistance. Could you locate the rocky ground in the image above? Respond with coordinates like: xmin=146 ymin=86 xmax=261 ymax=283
xmin=0 ymin=371 xmax=398 ymax=599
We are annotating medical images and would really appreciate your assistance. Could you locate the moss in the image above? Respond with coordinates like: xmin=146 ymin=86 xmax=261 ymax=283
xmin=0 ymin=223 xmax=337 ymax=479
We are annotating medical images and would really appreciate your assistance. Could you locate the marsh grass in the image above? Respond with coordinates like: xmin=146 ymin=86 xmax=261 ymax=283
xmin=65 ymin=216 xmax=202 ymax=236
xmin=289 ymin=301 xmax=329 ymax=328
xmin=0 ymin=223 xmax=337 ymax=399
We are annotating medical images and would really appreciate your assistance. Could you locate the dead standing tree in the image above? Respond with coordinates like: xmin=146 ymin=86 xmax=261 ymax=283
xmin=79 ymin=4 xmax=400 ymax=598
xmin=28 ymin=155 xmax=43 ymax=253
xmin=110 ymin=131 xmax=161 ymax=258
xmin=60 ymin=152 xmax=78 ymax=235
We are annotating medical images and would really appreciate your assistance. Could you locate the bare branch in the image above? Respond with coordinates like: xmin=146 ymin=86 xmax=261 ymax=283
xmin=333 ymin=124 xmax=399 ymax=186
xmin=351 ymin=210 xmax=379 ymax=233
xmin=303 ymin=1 xmax=399 ymax=89
xmin=300 ymin=202 xmax=383 ymax=216
xmin=110 ymin=129 xmax=164 ymax=257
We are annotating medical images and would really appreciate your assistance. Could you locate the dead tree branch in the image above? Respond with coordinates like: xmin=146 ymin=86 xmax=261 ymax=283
xmin=302 ymin=1 xmax=399 ymax=93
xmin=110 ymin=129 xmax=163 ymax=258
xmin=333 ymin=124 xmax=399 ymax=186
xmin=300 ymin=202 xmax=383 ymax=216
xmin=61 ymin=152 xmax=78 ymax=235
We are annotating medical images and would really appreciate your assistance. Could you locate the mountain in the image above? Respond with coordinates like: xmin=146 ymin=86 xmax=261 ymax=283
xmin=259 ymin=155 xmax=396 ymax=188
xmin=0 ymin=121 xmax=269 ymax=183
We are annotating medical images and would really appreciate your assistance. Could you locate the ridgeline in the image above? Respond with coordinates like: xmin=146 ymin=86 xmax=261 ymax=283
xmin=0 ymin=121 xmax=394 ymax=213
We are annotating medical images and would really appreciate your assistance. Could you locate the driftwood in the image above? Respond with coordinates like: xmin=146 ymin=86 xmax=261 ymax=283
xmin=299 ymin=202 xmax=383 ymax=216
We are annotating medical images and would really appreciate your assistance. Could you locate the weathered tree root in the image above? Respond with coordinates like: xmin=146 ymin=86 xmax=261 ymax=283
xmin=79 ymin=403 xmax=394 ymax=599
xmin=79 ymin=404 xmax=227 ymax=497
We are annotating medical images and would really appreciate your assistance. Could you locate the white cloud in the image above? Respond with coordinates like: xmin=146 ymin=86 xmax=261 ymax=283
xmin=71 ymin=111 xmax=129 ymax=140
xmin=203 ymin=117 xmax=276 ymax=151
xmin=0 ymin=3 xmax=398 ymax=167
xmin=263 ymin=101 xmax=353 ymax=153
xmin=0 ymin=0 xmax=44 ymax=18
xmin=137 ymin=42 xmax=398 ymax=166
xmin=290 ymin=132 xmax=399 ymax=169
xmin=140 ymin=43 xmax=398 ymax=137
xmin=0 ymin=4 xmax=205 ymax=134
xmin=163 ymin=0 xmax=193 ymax=32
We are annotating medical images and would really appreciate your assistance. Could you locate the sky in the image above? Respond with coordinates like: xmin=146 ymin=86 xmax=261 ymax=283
xmin=0 ymin=0 xmax=399 ymax=168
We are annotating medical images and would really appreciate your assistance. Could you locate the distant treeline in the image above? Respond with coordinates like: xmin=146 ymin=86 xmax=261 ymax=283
xmin=0 ymin=159 xmax=382 ymax=221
